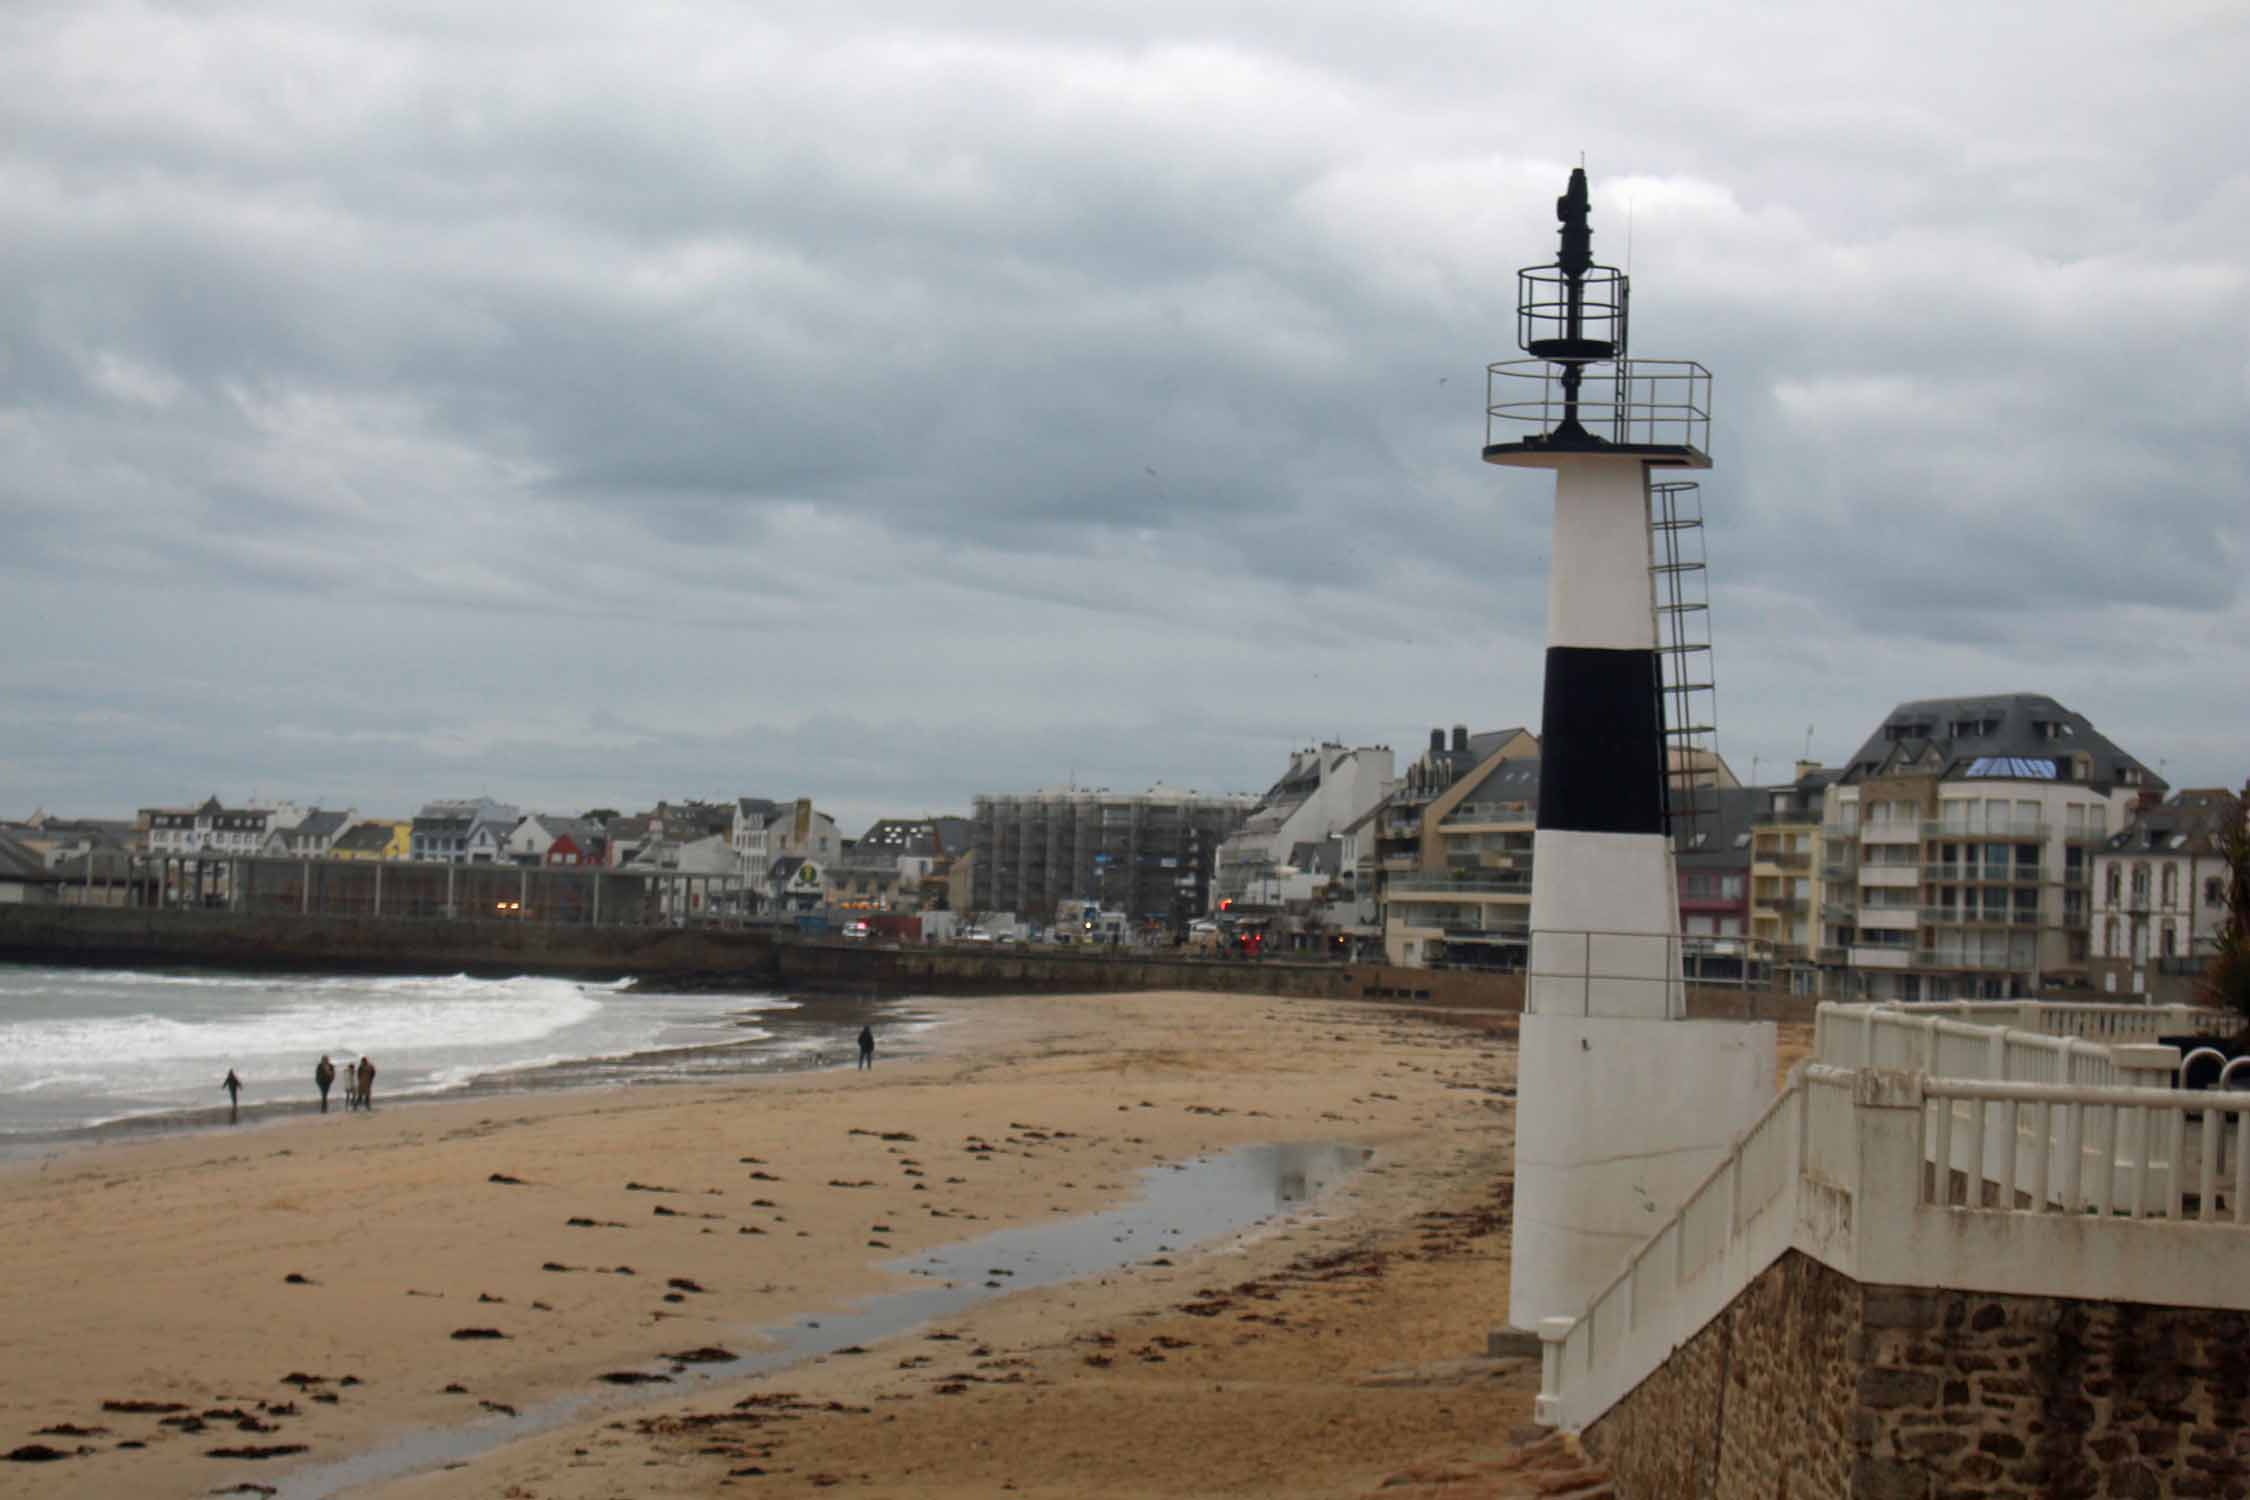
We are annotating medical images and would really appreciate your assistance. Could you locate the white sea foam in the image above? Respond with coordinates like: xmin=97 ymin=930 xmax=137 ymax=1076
xmin=0 ymin=966 xmax=821 ymax=1138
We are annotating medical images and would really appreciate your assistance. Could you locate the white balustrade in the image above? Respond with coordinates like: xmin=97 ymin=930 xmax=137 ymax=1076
xmin=1538 ymin=1003 xmax=2250 ymax=1433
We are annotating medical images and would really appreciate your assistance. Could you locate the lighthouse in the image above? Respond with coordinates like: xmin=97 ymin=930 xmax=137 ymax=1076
xmin=1486 ymin=169 xmax=1774 ymax=1330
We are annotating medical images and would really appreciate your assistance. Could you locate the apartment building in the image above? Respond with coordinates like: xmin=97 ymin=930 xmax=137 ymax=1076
xmin=1678 ymin=787 xmax=1761 ymax=983
xmin=969 ymin=785 xmax=1252 ymax=928
xmin=1820 ymin=694 xmax=2161 ymax=1002
xmin=2089 ymin=787 xmax=2243 ymax=1000
xmin=1371 ymin=726 xmax=1540 ymax=968
xmin=1748 ymin=762 xmax=1836 ymax=994
xmin=1210 ymin=743 xmax=1393 ymax=910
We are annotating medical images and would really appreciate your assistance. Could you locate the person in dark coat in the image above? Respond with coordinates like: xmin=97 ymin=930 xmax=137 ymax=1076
xmin=315 ymin=1055 xmax=337 ymax=1113
xmin=222 ymin=1069 xmax=242 ymax=1124
xmin=355 ymin=1056 xmax=376 ymax=1110
xmin=857 ymin=1026 xmax=875 ymax=1071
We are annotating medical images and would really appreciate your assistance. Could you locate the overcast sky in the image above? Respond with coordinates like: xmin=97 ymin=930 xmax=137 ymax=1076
xmin=4 ymin=0 xmax=2245 ymax=833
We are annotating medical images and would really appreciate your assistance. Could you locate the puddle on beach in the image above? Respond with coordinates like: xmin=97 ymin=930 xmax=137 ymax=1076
xmin=272 ymin=1140 xmax=1371 ymax=1499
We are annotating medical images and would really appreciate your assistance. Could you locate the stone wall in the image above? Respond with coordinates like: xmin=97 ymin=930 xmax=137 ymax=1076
xmin=1583 ymin=1250 xmax=2250 ymax=1500
xmin=1852 ymin=1286 xmax=2250 ymax=1500
xmin=1583 ymin=1249 xmax=1858 ymax=1500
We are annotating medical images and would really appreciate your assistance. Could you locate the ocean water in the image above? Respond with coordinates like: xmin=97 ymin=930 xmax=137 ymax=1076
xmin=0 ymin=964 xmax=899 ymax=1146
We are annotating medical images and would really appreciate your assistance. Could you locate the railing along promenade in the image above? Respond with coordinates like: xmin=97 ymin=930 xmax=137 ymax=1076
xmin=1536 ymin=999 xmax=2245 ymax=1432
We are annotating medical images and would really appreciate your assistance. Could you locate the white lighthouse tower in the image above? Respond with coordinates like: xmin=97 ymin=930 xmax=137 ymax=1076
xmin=1486 ymin=169 xmax=1775 ymax=1331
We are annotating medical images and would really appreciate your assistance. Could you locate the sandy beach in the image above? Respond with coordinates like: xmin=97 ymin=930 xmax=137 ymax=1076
xmin=0 ymin=989 xmax=1796 ymax=1499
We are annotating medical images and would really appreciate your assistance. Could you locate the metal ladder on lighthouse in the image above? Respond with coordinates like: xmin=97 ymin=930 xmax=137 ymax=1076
xmin=1649 ymin=479 xmax=1719 ymax=843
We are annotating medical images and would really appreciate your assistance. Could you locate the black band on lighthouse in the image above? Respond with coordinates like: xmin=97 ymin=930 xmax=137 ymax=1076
xmin=1536 ymin=646 xmax=1667 ymax=836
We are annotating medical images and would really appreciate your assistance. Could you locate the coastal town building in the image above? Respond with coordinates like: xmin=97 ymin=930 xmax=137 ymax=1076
xmin=328 ymin=821 xmax=409 ymax=860
xmin=969 ymin=785 xmax=1252 ymax=929
xmin=727 ymin=798 xmax=840 ymax=889
xmin=0 ymin=833 xmax=62 ymax=903
xmin=409 ymin=798 xmax=520 ymax=863
xmin=260 ymin=808 xmax=355 ymax=859
xmin=508 ymin=814 xmax=606 ymax=867
xmin=1676 ymin=785 xmax=1759 ymax=984
xmin=2090 ymin=787 xmax=2244 ymax=1001
xmin=1747 ymin=762 xmax=1835 ymax=993
xmin=142 ymin=797 xmax=311 ymax=857
xmin=1362 ymin=726 xmax=1539 ymax=968
xmin=1209 ymin=743 xmax=1393 ymax=912
xmin=1820 ymin=693 xmax=2162 ymax=1001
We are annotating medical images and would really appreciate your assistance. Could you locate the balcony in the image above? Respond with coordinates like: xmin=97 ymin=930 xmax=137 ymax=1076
xmin=1750 ymin=808 xmax=1815 ymax=826
xmin=1924 ymin=862 xmax=2041 ymax=885
xmin=1856 ymin=906 xmax=1920 ymax=932
xmin=1918 ymin=907 xmax=2041 ymax=929
xmin=1388 ymin=876 xmax=1531 ymax=898
xmin=1815 ymin=946 xmax=1848 ymax=964
xmin=1921 ymin=952 xmax=2030 ymax=973
xmin=1765 ymin=851 xmax=1812 ymax=872
xmin=1859 ymin=824 xmax=1922 ymax=845
xmin=1859 ymin=864 xmax=1920 ymax=889
xmin=1849 ymin=945 xmax=1912 ymax=969
xmin=1759 ymin=896 xmax=1809 ymax=915
xmin=1921 ymin=818 xmax=2049 ymax=840
xmin=1819 ymin=858 xmax=1857 ymax=880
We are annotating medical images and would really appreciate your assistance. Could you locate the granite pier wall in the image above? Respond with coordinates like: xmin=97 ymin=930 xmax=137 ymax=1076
xmin=1584 ymin=1249 xmax=2250 ymax=1500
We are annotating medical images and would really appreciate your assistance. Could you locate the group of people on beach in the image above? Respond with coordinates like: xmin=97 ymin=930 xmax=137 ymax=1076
xmin=216 ymin=1055 xmax=377 ymax=1125
xmin=316 ymin=1054 xmax=376 ymax=1112
xmin=219 ymin=1024 xmax=874 ymax=1127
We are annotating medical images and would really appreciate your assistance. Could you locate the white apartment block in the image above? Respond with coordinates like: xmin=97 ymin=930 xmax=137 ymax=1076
xmin=1820 ymin=695 xmax=2160 ymax=1002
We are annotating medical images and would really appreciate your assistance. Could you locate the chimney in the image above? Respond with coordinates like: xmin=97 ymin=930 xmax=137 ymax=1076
xmin=1430 ymin=728 xmax=1445 ymax=753
xmin=1452 ymin=725 xmax=1469 ymax=753
xmin=1794 ymin=760 xmax=1821 ymax=781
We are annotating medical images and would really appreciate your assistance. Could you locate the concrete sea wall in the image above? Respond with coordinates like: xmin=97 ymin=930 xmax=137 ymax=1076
xmin=0 ymin=906 xmax=1819 ymax=1020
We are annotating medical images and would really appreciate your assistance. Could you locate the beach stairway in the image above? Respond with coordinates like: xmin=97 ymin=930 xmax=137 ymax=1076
xmin=1534 ymin=999 xmax=2250 ymax=1433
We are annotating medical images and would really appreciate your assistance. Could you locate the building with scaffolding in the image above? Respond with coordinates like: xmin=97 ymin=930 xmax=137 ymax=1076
xmin=968 ymin=785 xmax=1252 ymax=930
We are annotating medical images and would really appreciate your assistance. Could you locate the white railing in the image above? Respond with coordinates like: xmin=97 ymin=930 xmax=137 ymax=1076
xmin=1923 ymin=1078 xmax=2250 ymax=1223
xmin=1538 ymin=1071 xmax=1826 ymax=1428
xmin=1816 ymin=1001 xmax=2224 ymax=1077
xmin=1817 ymin=1003 xmax=2123 ymax=1086
xmin=1538 ymin=1004 xmax=2250 ymax=1433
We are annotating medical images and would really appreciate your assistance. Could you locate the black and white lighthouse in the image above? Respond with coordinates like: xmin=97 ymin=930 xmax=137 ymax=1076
xmin=1486 ymin=170 xmax=1773 ymax=1334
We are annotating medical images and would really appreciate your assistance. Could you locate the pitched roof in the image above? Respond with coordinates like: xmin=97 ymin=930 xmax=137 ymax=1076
xmin=0 ymin=834 xmax=59 ymax=883
xmin=332 ymin=822 xmax=397 ymax=853
xmin=1674 ymin=786 xmax=1763 ymax=867
xmin=2104 ymin=789 xmax=2243 ymax=856
xmin=1838 ymin=694 xmax=2159 ymax=795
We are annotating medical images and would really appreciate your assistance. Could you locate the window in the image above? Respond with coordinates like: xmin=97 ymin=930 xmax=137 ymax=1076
xmin=2131 ymin=865 xmax=2150 ymax=903
xmin=2162 ymin=923 xmax=2176 ymax=958
xmin=2107 ymin=866 xmax=2122 ymax=904
xmin=1721 ymin=875 xmax=1745 ymax=899
xmin=2161 ymin=866 xmax=2178 ymax=907
xmin=2210 ymin=875 xmax=2228 ymax=906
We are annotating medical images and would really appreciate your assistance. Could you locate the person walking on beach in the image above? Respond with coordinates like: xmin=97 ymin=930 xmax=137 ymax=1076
xmin=315 ymin=1055 xmax=337 ymax=1113
xmin=857 ymin=1026 xmax=875 ymax=1071
xmin=222 ymin=1069 xmax=242 ymax=1124
xmin=355 ymin=1056 xmax=377 ymax=1111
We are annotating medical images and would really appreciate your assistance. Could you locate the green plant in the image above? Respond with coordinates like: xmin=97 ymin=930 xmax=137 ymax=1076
xmin=2201 ymin=781 xmax=2250 ymax=1036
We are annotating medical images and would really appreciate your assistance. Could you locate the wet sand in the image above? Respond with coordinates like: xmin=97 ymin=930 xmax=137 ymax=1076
xmin=0 ymin=991 xmax=1792 ymax=1499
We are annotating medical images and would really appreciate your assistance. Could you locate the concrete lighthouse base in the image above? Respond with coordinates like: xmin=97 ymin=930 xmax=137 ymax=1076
xmin=1507 ymin=1013 xmax=1776 ymax=1331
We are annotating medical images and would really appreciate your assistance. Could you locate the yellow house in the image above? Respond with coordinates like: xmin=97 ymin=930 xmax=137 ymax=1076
xmin=329 ymin=820 xmax=410 ymax=860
